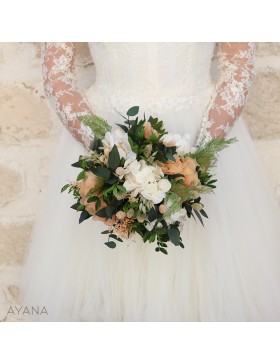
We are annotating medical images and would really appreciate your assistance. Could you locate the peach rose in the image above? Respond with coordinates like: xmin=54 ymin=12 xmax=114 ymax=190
xmin=116 ymin=211 xmax=127 ymax=220
xmin=144 ymin=121 xmax=153 ymax=139
xmin=158 ymin=157 xmax=184 ymax=175
xmin=78 ymin=172 xmax=115 ymax=225
xmin=181 ymin=157 xmax=200 ymax=187
xmin=80 ymin=196 xmax=116 ymax=225
xmin=158 ymin=157 xmax=200 ymax=187
xmin=163 ymin=139 xmax=176 ymax=147
xmin=78 ymin=171 xmax=98 ymax=197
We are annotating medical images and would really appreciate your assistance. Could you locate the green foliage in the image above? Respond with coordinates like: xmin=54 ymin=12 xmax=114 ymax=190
xmin=76 ymin=170 xmax=86 ymax=181
xmin=108 ymin=145 xmax=121 ymax=170
xmin=162 ymin=193 xmax=181 ymax=219
xmin=79 ymin=114 xmax=112 ymax=140
xmin=61 ymin=184 xmax=69 ymax=193
xmin=168 ymin=227 xmax=181 ymax=246
xmin=190 ymin=136 xmax=237 ymax=171
xmin=105 ymin=241 xmax=117 ymax=249
xmin=91 ymin=167 xmax=111 ymax=179
xmin=127 ymin=106 xmax=139 ymax=117
xmin=79 ymin=210 xmax=91 ymax=224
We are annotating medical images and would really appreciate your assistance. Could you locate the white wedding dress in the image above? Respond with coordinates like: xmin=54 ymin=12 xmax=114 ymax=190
xmin=20 ymin=42 xmax=280 ymax=321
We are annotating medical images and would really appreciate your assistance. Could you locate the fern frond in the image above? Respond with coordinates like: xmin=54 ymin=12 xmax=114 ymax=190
xmin=189 ymin=137 xmax=237 ymax=171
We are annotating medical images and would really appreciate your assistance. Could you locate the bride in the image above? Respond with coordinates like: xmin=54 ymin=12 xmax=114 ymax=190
xmin=20 ymin=42 xmax=280 ymax=321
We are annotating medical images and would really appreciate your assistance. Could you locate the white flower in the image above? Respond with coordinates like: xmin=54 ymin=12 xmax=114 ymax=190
xmin=116 ymin=152 xmax=138 ymax=179
xmin=161 ymin=133 xmax=191 ymax=156
xmin=102 ymin=128 xmax=133 ymax=159
xmin=123 ymin=161 xmax=171 ymax=204
xmin=157 ymin=178 xmax=171 ymax=192
xmin=145 ymin=220 xmax=156 ymax=231
xmin=124 ymin=152 xmax=137 ymax=168
xmin=166 ymin=208 xmax=187 ymax=224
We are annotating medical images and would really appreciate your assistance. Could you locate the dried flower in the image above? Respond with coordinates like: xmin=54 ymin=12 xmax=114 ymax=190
xmin=127 ymin=208 xmax=135 ymax=218
xmin=192 ymin=203 xmax=204 ymax=211
xmin=115 ymin=191 xmax=127 ymax=200
xmin=128 ymin=195 xmax=138 ymax=203
xmin=114 ymin=217 xmax=135 ymax=239
xmin=136 ymin=214 xmax=145 ymax=223
xmin=78 ymin=171 xmax=98 ymax=197
xmin=116 ymin=211 xmax=127 ymax=220
xmin=143 ymin=144 xmax=153 ymax=158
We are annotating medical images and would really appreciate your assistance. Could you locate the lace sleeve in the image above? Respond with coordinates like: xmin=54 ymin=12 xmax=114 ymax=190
xmin=42 ymin=42 xmax=95 ymax=151
xmin=195 ymin=42 xmax=256 ymax=145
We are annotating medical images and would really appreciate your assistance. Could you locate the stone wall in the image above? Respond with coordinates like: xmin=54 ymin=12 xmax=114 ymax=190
xmin=0 ymin=42 xmax=280 ymax=321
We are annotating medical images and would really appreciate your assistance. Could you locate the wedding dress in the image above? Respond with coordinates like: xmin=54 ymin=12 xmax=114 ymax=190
xmin=20 ymin=42 xmax=280 ymax=321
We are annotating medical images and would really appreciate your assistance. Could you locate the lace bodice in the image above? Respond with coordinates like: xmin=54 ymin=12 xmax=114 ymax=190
xmin=41 ymin=42 xmax=255 ymax=150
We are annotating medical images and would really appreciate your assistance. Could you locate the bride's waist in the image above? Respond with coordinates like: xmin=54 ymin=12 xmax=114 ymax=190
xmin=85 ymin=83 xmax=215 ymax=114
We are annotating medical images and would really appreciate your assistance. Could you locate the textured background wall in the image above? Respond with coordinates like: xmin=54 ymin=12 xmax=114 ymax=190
xmin=0 ymin=42 xmax=280 ymax=321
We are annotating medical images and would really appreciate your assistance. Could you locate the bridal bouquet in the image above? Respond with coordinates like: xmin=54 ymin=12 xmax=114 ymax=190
xmin=61 ymin=106 xmax=236 ymax=254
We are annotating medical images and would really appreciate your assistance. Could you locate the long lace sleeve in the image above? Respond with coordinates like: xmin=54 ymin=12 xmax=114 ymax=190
xmin=195 ymin=42 xmax=256 ymax=145
xmin=42 ymin=42 xmax=95 ymax=151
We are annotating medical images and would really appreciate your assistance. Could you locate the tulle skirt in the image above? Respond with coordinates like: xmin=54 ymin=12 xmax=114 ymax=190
xmin=20 ymin=105 xmax=280 ymax=321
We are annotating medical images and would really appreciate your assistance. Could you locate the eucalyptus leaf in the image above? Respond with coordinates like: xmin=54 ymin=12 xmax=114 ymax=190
xmin=159 ymin=247 xmax=168 ymax=255
xmin=79 ymin=210 xmax=91 ymax=224
xmin=109 ymin=234 xmax=123 ymax=242
xmin=127 ymin=106 xmax=139 ymax=117
xmin=105 ymin=241 xmax=117 ymax=249
xmin=148 ymin=208 xmax=158 ymax=222
xmin=101 ymin=230 xmax=113 ymax=234
xmin=168 ymin=228 xmax=181 ymax=246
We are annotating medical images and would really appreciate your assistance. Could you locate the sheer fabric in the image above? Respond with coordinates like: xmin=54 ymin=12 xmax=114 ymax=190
xmin=42 ymin=42 xmax=255 ymax=149
xmin=42 ymin=42 xmax=95 ymax=151
xmin=195 ymin=42 xmax=255 ymax=145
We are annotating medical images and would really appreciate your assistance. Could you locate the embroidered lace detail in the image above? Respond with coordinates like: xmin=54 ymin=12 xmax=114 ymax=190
xmin=42 ymin=42 xmax=95 ymax=151
xmin=86 ymin=42 xmax=216 ymax=116
xmin=195 ymin=42 xmax=256 ymax=145
xmin=85 ymin=84 xmax=214 ymax=116
xmin=42 ymin=42 xmax=255 ymax=151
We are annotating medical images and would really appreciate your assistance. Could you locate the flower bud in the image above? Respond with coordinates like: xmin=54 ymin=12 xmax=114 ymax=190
xmin=116 ymin=211 xmax=127 ymax=220
xmin=159 ymin=204 xmax=168 ymax=214
xmin=127 ymin=208 xmax=135 ymax=218
xmin=115 ymin=167 xmax=125 ymax=176
xmin=192 ymin=203 xmax=204 ymax=211
xmin=137 ymin=214 xmax=145 ymax=223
